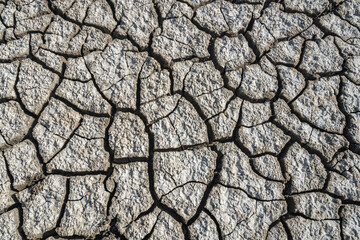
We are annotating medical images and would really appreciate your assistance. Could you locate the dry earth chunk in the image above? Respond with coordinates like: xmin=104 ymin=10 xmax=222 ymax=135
xmin=161 ymin=182 xmax=207 ymax=222
xmin=56 ymin=79 xmax=111 ymax=115
xmin=260 ymin=3 xmax=312 ymax=40
xmin=189 ymin=212 xmax=219 ymax=240
xmin=107 ymin=162 xmax=153 ymax=234
xmin=217 ymin=142 xmax=284 ymax=200
xmin=194 ymin=1 xmax=253 ymax=35
xmin=13 ymin=0 xmax=52 ymax=37
xmin=225 ymin=68 xmax=242 ymax=90
xmin=251 ymin=155 xmax=285 ymax=182
xmin=348 ymin=113 xmax=360 ymax=151
xmin=319 ymin=13 xmax=360 ymax=41
xmin=266 ymin=222 xmax=287 ymax=240
xmin=0 ymin=62 xmax=18 ymax=99
xmin=274 ymin=99 xmax=349 ymax=161
xmin=283 ymin=0 xmax=330 ymax=15
xmin=150 ymin=118 xmax=182 ymax=150
xmin=42 ymin=16 xmax=80 ymax=54
xmin=292 ymin=76 xmax=346 ymax=134
xmin=0 ymin=35 xmax=29 ymax=61
xmin=344 ymin=56 xmax=360 ymax=84
xmin=214 ymin=34 xmax=255 ymax=70
xmin=238 ymin=122 xmax=290 ymax=156
xmin=141 ymin=94 xmax=181 ymax=124
xmin=341 ymin=205 xmax=360 ymax=240
xmin=18 ymin=175 xmax=67 ymax=239
xmin=182 ymin=61 xmax=223 ymax=97
xmin=140 ymin=70 xmax=171 ymax=104
xmin=238 ymin=64 xmax=278 ymax=101
xmin=154 ymin=148 xmax=216 ymax=219
xmin=0 ymin=209 xmax=21 ymax=239
xmin=241 ymin=101 xmax=271 ymax=127
xmin=109 ymin=111 xmax=148 ymax=159
xmin=248 ymin=20 xmax=275 ymax=56
xmin=17 ymin=59 xmax=59 ymax=114
xmin=33 ymin=99 xmax=82 ymax=162
xmin=152 ymin=16 xmax=210 ymax=65
xmin=167 ymin=98 xmax=209 ymax=147
xmin=267 ymin=36 xmax=304 ymax=66
xmin=112 ymin=0 xmax=158 ymax=49
xmin=124 ymin=208 xmax=161 ymax=240
xmin=34 ymin=49 xmax=64 ymax=74
xmin=277 ymin=65 xmax=305 ymax=102
xmin=282 ymin=143 xmax=327 ymax=193
xmin=85 ymin=39 xmax=148 ymax=109
xmin=57 ymin=175 xmax=110 ymax=237
xmin=75 ymin=115 xmax=109 ymax=139
xmin=64 ymin=57 xmax=92 ymax=81
xmin=0 ymin=153 xmax=14 ymax=212
xmin=47 ymin=135 xmax=109 ymax=173
xmin=299 ymin=36 xmax=343 ymax=77
xmin=0 ymin=101 xmax=34 ymax=149
xmin=336 ymin=0 xmax=360 ymax=29
xmin=150 ymin=211 xmax=184 ymax=240
xmin=196 ymin=88 xmax=233 ymax=119
xmin=289 ymin=192 xmax=341 ymax=220
xmin=327 ymin=151 xmax=360 ymax=201
xmin=209 ymin=97 xmax=242 ymax=140
xmin=3 ymin=140 xmax=43 ymax=191
xmin=84 ymin=0 xmax=117 ymax=33
xmin=154 ymin=147 xmax=216 ymax=207
xmin=57 ymin=0 xmax=92 ymax=23
xmin=206 ymin=185 xmax=286 ymax=239
xmin=285 ymin=216 xmax=341 ymax=240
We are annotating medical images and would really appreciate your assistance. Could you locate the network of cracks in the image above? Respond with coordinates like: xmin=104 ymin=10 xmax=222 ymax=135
xmin=0 ymin=0 xmax=360 ymax=239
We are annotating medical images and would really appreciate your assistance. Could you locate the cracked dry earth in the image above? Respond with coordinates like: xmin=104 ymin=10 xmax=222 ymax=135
xmin=1 ymin=0 xmax=360 ymax=240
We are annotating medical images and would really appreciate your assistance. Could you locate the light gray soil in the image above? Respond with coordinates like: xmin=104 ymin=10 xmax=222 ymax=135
xmin=0 ymin=0 xmax=360 ymax=239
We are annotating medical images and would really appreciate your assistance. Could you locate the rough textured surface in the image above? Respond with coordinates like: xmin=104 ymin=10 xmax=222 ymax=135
xmin=3 ymin=140 xmax=43 ymax=191
xmin=0 ymin=0 xmax=359 ymax=238
xmin=17 ymin=175 xmax=67 ymax=239
xmin=57 ymin=175 xmax=110 ymax=237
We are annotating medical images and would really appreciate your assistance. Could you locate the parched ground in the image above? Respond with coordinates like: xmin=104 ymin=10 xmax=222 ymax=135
xmin=0 ymin=0 xmax=360 ymax=239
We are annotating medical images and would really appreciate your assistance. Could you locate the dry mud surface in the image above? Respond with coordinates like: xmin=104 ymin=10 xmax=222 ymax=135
xmin=0 ymin=0 xmax=360 ymax=239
